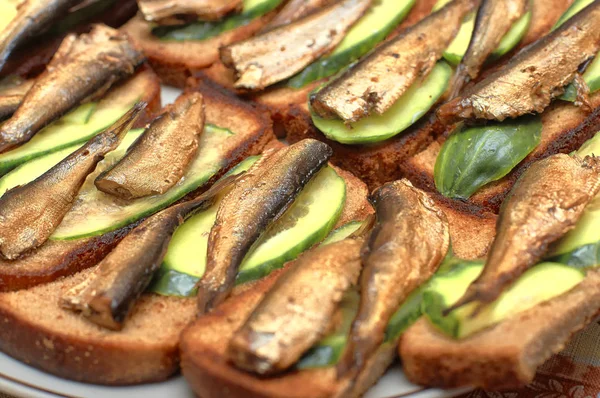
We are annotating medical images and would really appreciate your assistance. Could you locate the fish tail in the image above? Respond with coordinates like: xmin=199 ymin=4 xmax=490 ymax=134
xmin=448 ymin=64 xmax=470 ymax=100
xmin=436 ymin=97 xmax=465 ymax=125
xmin=92 ymin=101 xmax=146 ymax=150
xmin=441 ymin=288 xmax=480 ymax=316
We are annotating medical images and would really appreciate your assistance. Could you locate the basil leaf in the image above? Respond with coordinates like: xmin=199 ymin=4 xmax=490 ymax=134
xmin=434 ymin=116 xmax=542 ymax=200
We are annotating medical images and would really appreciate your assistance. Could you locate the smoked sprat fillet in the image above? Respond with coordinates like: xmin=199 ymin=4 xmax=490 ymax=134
xmin=95 ymin=92 xmax=205 ymax=199
xmin=61 ymin=175 xmax=238 ymax=330
xmin=221 ymin=0 xmax=372 ymax=91
xmin=227 ymin=238 xmax=364 ymax=376
xmin=0 ymin=0 xmax=81 ymax=71
xmin=447 ymin=154 xmax=600 ymax=313
xmin=0 ymin=78 xmax=34 ymax=121
xmin=0 ymin=24 xmax=145 ymax=153
xmin=0 ymin=102 xmax=144 ymax=261
xmin=138 ymin=0 xmax=242 ymax=25
xmin=449 ymin=0 xmax=528 ymax=98
xmin=260 ymin=0 xmax=338 ymax=32
xmin=338 ymin=179 xmax=449 ymax=377
xmin=197 ymin=139 xmax=333 ymax=314
xmin=310 ymin=0 xmax=478 ymax=123
xmin=438 ymin=0 xmax=600 ymax=123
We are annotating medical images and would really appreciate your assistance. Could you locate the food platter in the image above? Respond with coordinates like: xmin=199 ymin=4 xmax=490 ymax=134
xmin=0 ymin=87 xmax=468 ymax=398
xmin=0 ymin=348 xmax=467 ymax=398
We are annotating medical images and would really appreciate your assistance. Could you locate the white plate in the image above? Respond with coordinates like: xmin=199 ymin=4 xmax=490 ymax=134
xmin=0 ymin=86 xmax=467 ymax=398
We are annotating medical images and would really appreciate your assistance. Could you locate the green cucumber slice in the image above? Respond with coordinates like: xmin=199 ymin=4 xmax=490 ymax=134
xmin=296 ymin=290 xmax=359 ymax=369
xmin=384 ymin=284 xmax=427 ymax=342
xmin=434 ymin=115 xmax=542 ymax=200
xmin=153 ymin=0 xmax=283 ymax=41
xmin=311 ymin=61 xmax=452 ymax=145
xmin=150 ymin=164 xmax=347 ymax=296
xmin=0 ymin=129 xmax=144 ymax=197
xmin=423 ymin=262 xmax=584 ymax=339
xmin=149 ymin=157 xmax=258 ymax=297
xmin=549 ymin=241 xmax=600 ymax=269
xmin=321 ymin=221 xmax=363 ymax=246
xmin=236 ymin=166 xmax=346 ymax=284
xmin=161 ymin=157 xmax=258 ymax=275
xmin=50 ymin=125 xmax=234 ymax=240
xmin=286 ymin=0 xmax=415 ymax=89
xmin=0 ymin=2 xmax=17 ymax=32
xmin=553 ymin=0 xmax=593 ymax=30
xmin=0 ymin=88 xmax=140 ymax=177
xmin=433 ymin=0 xmax=531 ymax=65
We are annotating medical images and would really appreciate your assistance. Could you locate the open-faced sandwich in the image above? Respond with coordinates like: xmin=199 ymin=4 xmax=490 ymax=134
xmin=1 ymin=0 xmax=600 ymax=397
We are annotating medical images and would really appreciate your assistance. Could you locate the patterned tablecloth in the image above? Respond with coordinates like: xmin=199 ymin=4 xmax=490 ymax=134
xmin=464 ymin=321 xmax=600 ymax=398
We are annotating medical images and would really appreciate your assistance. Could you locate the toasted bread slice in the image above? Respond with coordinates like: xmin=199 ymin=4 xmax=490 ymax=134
xmin=283 ymin=0 xmax=571 ymax=190
xmin=0 ymin=75 xmax=273 ymax=292
xmin=1 ymin=0 xmax=139 ymax=79
xmin=0 ymin=154 xmax=372 ymax=385
xmin=400 ymin=268 xmax=600 ymax=390
xmin=179 ymin=196 xmax=496 ymax=398
xmin=122 ymin=6 xmax=281 ymax=88
xmin=402 ymin=89 xmax=600 ymax=213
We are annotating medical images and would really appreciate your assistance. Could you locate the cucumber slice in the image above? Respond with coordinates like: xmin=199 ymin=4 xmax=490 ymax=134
xmin=149 ymin=157 xmax=258 ymax=297
xmin=153 ymin=0 xmax=283 ymax=41
xmin=296 ymin=289 xmax=359 ymax=369
xmin=423 ymin=262 xmax=584 ymax=339
xmin=287 ymin=0 xmax=415 ymax=88
xmin=0 ymin=129 xmax=144 ymax=197
xmin=0 ymin=88 xmax=141 ymax=177
xmin=150 ymin=165 xmax=347 ymax=296
xmin=433 ymin=0 xmax=531 ymax=65
xmin=311 ymin=62 xmax=452 ymax=145
xmin=384 ymin=284 xmax=427 ymax=342
xmin=553 ymin=0 xmax=593 ymax=30
xmin=50 ymin=125 xmax=234 ymax=240
xmin=0 ymin=1 xmax=17 ymax=32
xmin=161 ymin=157 xmax=259 ymax=276
xmin=321 ymin=221 xmax=363 ymax=246
xmin=237 ymin=166 xmax=346 ymax=284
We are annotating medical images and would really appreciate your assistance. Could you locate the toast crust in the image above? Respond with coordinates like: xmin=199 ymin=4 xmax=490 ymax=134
xmin=401 ymin=269 xmax=600 ymax=390
xmin=0 ymin=75 xmax=273 ymax=293
xmin=122 ymin=10 xmax=278 ymax=88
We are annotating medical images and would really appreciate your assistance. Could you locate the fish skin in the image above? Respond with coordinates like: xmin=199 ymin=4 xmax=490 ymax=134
xmin=447 ymin=154 xmax=600 ymax=314
xmin=95 ymin=92 xmax=205 ymax=199
xmin=438 ymin=0 xmax=600 ymax=123
xmin=310 ymin=0 xmax=478 ymax=123
xmin=138 ymin=0 xmax=242 ymax=25
xmin=260 ymin=0 xmax=338 ymax=32
xmin=0 ymin=0 xmax=81 ymax=72
xmin=227 ymin=238 xmax=364 ymax=375
xmin=449 ymin=0 xmax=528 ymax=99
xmin=60 ymin=174 xmax=239 ymax=330
xmin=221 ymin=0 xmax=372 ymax=91
xmin=197 ymin=139 xmax=333 ymax=314
xmin=0 ymin=78 xmax=34 ymax=121
xmin=0 ymin=24 xmax=145 ymax=154
xmin=0 ymin=102 xmax=144 ymax=261
xmin=337 ymin=179 xmax=450 ymax=377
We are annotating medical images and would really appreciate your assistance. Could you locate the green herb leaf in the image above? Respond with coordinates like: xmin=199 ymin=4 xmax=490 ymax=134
xmin=434 ymin=116 xmax=542 ymax=200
